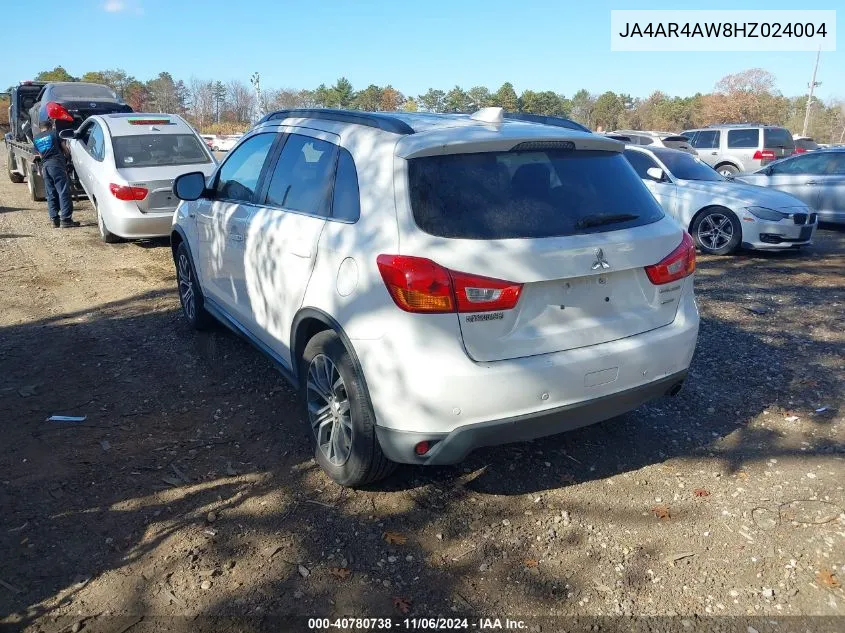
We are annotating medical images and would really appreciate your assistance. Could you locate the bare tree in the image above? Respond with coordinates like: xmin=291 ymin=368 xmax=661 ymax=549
xmin=227 ymin=79 xmax=256 ymax=123
xmin=188 ymin=78 xmax=215 ymax=128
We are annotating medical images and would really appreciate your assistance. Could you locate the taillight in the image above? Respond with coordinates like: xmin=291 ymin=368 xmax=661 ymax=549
xmin=46 ymin=102 xmax=73 ymax=122
xmin=109 ymin=183 xmax=148 ymax=201
xmin=376 ymin=255 xmax=523 ymax=314
xmin=645 ymin=233 xmax=696 ymax=285
xmin=793 ymin=148 xmax=807 ymax=154
xmin=752 ymin=150 xmax=776 ymax=160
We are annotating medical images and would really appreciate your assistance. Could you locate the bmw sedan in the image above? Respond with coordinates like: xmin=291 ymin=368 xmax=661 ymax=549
xmin=735 ymin=149 xmax=845 ymax=225
xmin=62 ymin=113 xmax=217 ymax=242
xmin=624 ymin=146 xmax=817 ymax=255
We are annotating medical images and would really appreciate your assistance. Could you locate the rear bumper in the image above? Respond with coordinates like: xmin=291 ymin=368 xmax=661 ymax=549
xmin=352 ymin=277 xmax=699 ymax=463
xmin=376 ymin=370 xmax=688 ymax=465
xmin=105 ymin=204 xmax=175 ymax=239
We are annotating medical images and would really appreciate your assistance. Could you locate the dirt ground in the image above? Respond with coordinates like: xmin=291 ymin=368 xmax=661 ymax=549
xmin=1 ymin=151 xmax=844 ymax=632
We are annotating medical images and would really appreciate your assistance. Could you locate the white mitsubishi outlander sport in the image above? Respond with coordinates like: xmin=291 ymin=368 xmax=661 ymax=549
xmin=171 ymin=107 xmax=700 ymax=487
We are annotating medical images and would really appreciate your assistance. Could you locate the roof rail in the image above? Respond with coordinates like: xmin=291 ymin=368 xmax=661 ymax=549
xmin=257 ymin=108 xmax=414 ymax=135
xmin=705 ymin=122 xmax=774 ymax=128
xmin=503 ymin=112 xmax=591 ymax=133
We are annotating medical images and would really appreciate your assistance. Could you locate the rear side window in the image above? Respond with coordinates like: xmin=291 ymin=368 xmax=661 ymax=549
xmin=331 ymin=149 xmax=360 ymax=222
xmin=681 ymin=131 xmax=698 ymax=144
xmin=87 ymin=123 xmax=105 ymax=161
xmin=764 ymin=128 xmax=795 ymax=151
xmin=691 ymin=130 xmax=719 ymax=149
xmin=727 ymin=129 xmax=759 ymax=148
xmin=408 ymin=149 xmax=664 ymax=240
xmin=264 ymin=134 xmax=338 ymax=216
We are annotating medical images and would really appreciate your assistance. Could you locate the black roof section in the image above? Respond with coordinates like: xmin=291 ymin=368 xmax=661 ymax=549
xmin=503 ymin=112 xmax=591 ymax=133
xmin=258 ymin=109 xmax=415 ymax=135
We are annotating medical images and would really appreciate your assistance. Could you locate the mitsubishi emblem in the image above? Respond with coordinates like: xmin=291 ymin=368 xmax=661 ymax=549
xmin=592 ymin=248 xmax=610 ymax=270
xmin=90 ymin=102 xmax=97 ymax=108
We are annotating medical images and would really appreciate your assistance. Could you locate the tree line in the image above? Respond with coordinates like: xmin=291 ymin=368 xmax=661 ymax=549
xmin=4 ymin=65 xmax=844 ymax=142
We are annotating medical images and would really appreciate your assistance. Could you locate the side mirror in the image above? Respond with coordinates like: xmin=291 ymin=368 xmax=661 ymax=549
xmin=173 ymin=172 xmax=207 ymax=201
xmin=58 ymin=129 xmax=75 ymax=141
xmin=646 ymin=167 xmax=665 ymax=182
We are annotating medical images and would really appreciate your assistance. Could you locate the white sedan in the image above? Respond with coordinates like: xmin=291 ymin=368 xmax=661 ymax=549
xmin=62 ymin=113 xmax=217 ymax=242
xmin=211 ymin=135 xmax=242 ymax=152
xmin=623 ymin=146 xmax=817 ymax=255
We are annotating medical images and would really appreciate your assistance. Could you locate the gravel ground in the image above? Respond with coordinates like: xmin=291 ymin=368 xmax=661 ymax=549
xmin=1 ymin=150 xmax=843 ymax=631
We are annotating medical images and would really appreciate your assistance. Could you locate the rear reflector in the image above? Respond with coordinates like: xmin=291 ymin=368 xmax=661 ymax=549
xmin=645 ymin=233 xmax=696 ymax=285
xmin=376 ymin=255 xmax=523 ymax=314
xmin=46 ymin=102 xmax=73 ymax=122
xmin=414 ymin=441 xmax=431 ymax=456
xmin=753 ymin=150 xmax=776 ymax=160
xmin=109 ymin=183 xmax=148 ymax=201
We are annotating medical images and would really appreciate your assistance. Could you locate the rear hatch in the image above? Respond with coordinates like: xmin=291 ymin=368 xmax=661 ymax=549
xmin=113 ymin=133 xmax=213 ymax=212
xmin=762 ymin=127 xmax=795 ymax=163
xmin=661 ymin=135 xmax=696 ymax=154
xmin=401 ymin=143 xmax=692 ymax=363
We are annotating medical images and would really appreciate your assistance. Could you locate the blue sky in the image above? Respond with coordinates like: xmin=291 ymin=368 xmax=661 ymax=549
xmin=4 ymin=0 xmax=842 ymax=101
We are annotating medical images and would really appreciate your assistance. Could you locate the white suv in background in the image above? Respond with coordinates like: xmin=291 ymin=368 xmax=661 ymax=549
xmin=170 ymin=108 xmax=700 ymax=486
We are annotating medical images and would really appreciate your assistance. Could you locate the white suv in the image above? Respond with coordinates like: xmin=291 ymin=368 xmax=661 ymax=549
xmin=170 ymin=108 xmax=700 ymax=486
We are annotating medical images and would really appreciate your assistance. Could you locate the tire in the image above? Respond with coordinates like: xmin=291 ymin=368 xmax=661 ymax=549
xmin=691 ymin=208 xmax=742 ymax=255
xmin=96 ymin=200 xmax=121 ymax=244
xmin=174 ymin=241 xmax=214 ymax=330
xmin=28 ymin=163 xmax=45 ymax=202
xmin=7 ymin=151 xmax=24 ymax=183
xmin=212 ymin=145 xmax=219 ymax=152
xmin=300 ymin=330 xmax=395 ymax=487
xmin=716 ymin=163 xmax=739 ymax=176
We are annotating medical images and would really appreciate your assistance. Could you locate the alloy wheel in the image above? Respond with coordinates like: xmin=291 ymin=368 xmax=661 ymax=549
xmin=697 ymin=213 xmax=733 ymax=251
xmin=177 ymin=253 xmax=196 ymax=321
xmin=306 ymin=354 xmax=352 ymax=466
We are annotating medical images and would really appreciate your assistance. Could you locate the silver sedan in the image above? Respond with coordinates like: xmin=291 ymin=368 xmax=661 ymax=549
xmin=623 ymin=146 xmax=817 ymax=255
xmin=63 ymin=113 xmax=217 ymax=243
xmin=735 ymin=149 xmax=845 ymax=225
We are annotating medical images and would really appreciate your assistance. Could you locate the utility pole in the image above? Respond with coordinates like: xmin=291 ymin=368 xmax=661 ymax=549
xmin=250 ymin=72 xmax=262 ymax=124
xmin=801 ymin=48 xmax=821 ymax=137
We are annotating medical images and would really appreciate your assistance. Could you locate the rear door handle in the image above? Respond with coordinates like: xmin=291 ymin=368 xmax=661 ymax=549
xmin=229 ymin=233 xmax=244 ymax=242
xmin=804 ymin=181 xmax=819 ymax=185
xmin=289 ymin=244 xmax=312 ymax=258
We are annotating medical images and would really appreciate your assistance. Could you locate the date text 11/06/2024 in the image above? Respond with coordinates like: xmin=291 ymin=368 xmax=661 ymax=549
xmin=307 ymin=617 xmax=527 ymax=630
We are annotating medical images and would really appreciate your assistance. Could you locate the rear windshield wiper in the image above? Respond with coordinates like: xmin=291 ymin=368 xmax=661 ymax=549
xmin=576 ymin=213 xmax=640 ymax=229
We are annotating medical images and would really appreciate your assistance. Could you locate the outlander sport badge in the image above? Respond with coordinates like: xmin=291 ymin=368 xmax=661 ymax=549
xmin=592 ymin=248 xmax=610 ymax=270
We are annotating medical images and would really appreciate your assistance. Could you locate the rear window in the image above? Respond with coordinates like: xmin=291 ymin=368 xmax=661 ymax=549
xmin=112 ymin=134 xmax=211 ymax=168
xmin=408 ymin=149 xmax=664 ymax=240
xmin=727 ymin=129 xmax=759 ymax=148
xmin=795 ymin=138 xmax=819 ymax=151
xmin=51 ymin=84 xmax=118 ymax=100
xmin=764 ymin=128 xmax=795 ymax=150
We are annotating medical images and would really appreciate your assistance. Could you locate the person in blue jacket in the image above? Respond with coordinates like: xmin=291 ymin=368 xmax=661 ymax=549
xmin=32 ymin=119 xmax=78 ymax=228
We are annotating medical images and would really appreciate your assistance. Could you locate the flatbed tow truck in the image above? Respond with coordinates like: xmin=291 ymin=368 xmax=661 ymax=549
xmin=4 ymin=80 xmax=84 ymax=201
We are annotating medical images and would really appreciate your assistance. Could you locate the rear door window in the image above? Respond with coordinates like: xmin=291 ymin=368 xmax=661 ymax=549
xmin=764 ymin=128 xmax=795 ymax=151
xmin=691 ymin=130 xmax=719 ymax=149
xmin=727 ymin=129 xmax=759 ymax=148
xmin=408 ymin=149 xmax=664 ymax=240
xmin=87 ymin=123 xmax=105 ymax=161
xmin=770 ymin=154 xmax=825 ymax=175
xmin=263 ymin=134 xmax=338 ymax=217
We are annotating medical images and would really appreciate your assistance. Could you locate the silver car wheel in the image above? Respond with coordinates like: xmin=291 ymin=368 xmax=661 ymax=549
xmin=177 ymin=253 xmax=196 ymax=321
xmin=697 ymin=213 xmax=733 ymax=251
xmin=718 ymin=168 xmax=734 ymax=176
xmin=306 ymin=354 xmax=352 ymax=466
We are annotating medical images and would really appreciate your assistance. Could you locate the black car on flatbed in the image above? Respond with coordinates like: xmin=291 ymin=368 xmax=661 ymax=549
xmin=5 ymin=81 xmax=132 ymax=201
